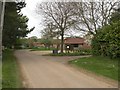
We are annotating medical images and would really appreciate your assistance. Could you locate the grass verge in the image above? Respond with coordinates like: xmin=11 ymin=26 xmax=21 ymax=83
xmin=30 ymin=47 xmax=55 ymax=51
xmin=44 ymin=52 xmax=91 ymax=56
xmin=2 ymin=49 xmax=22 ymax=88
xmin=69 ymin=56 xmax=119 ymax=81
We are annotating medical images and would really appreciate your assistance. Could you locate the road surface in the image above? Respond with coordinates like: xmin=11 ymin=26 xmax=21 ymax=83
xmin=15 ymin=50 xmax=118 ymax=88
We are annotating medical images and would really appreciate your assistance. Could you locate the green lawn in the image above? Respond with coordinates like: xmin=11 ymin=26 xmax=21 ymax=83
xmin=69 ymin=56 xmax=119 ymax=81
xmin=2 ymin=49 xmax=22 ymax=88
xmin=30 ymin=47 xmax=56 ymax=51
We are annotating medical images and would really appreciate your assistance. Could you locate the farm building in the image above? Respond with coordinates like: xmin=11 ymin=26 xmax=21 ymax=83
xmin=64 ymin=37 xmax=91 ymax=51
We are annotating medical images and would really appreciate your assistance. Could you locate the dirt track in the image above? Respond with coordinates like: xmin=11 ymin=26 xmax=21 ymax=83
xmin=15 ymin=50 xmax=118 ymax=88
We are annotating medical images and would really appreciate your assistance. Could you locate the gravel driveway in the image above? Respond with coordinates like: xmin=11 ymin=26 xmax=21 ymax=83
xmin=15 ymin=50 xmax=117 ymax=88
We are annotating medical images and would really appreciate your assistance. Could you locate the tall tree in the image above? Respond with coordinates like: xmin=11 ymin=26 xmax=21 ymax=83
xmin=37 ymin=2 xmax=76 ymax=53
xmin=92 ymin=6 xmax=120 ymax=58
xmin=72 ymin=2 xmax=119 ymax=35
xmin=2 ymin=1 xmax=34 ymax=48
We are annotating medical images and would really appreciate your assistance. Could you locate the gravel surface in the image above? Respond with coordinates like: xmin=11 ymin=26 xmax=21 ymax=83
xmin=15 ymin=50 xmax=118 ymax=88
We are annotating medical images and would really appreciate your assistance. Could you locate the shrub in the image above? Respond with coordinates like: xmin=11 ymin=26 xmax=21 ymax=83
xmin=92 ymin=21 xmax=120 ymax=58
xmin=78 ymin=48 xmax=92 ymax=55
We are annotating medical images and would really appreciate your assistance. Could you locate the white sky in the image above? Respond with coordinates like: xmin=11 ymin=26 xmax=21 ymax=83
xmin=21 ymin=0 xmax=43 ymax=38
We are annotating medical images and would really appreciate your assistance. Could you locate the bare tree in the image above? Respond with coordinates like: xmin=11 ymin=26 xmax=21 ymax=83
xmin=37 ymin=2 xmax=119 ymax=53
xmin=41 ymin=22 xmax=60 ymax=39
xmin=73 ymin=2 xmax=119 ymax=35
xmin=37 ymin=2 xmax=76 ymax=53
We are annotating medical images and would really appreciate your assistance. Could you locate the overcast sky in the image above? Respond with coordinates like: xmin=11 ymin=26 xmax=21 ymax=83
xmin=21 ymin=0 xmax=43 ymax=38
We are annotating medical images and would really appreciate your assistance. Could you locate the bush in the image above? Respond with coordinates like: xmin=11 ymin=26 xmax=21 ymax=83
xmin=92 ymin=21 xmax=120 ymax=58
xmin=78 ymin=48 xmax=92 ymax=55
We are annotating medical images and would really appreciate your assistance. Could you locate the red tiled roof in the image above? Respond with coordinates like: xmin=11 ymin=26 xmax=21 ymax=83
xmin=64 ymin=37 xmax=85 ymax=44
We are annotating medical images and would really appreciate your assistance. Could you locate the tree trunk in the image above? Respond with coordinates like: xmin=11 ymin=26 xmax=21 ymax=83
xmin=60 ymin=29 xmax=64 ymax=53
xmin=56 ymin=36 xmax=59 ymax=50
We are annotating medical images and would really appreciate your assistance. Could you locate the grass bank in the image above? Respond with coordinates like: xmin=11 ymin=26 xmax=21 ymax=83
xmin=2 ymin=49 xmax=22 ymax=88
xmin=69 ymin=56 xmax=119 ymax=81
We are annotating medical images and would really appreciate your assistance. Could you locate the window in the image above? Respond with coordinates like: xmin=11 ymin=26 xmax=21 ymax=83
xmin=73 ymin=44 xmax=78 ymax=47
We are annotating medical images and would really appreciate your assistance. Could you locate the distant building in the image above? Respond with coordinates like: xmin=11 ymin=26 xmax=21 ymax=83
xmin=32 ymin=39 xmax=61 ymax=49
xmin=64 ymin=37 xmax=91 ymax=51
xmin=28 ymin=37 xmax=91 ymax=50
xmin=32 ymin=42 xmax=44 ymax=47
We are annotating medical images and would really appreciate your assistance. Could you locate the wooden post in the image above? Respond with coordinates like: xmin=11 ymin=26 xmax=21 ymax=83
xmin=0 ymin=0 xmax=5 ymax=53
